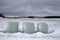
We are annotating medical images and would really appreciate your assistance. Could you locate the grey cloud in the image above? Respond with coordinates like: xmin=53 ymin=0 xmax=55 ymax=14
xmin=0 ymin=0 xmax=60 ymax=16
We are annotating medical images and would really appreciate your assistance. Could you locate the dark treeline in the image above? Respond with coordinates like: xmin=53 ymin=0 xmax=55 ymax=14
xmin=0 ymin=14 xmax=60 ymax=18
xmin=25 ymin=16 xmax=60 ymax=18
xmin=0 ymin=14 xmax=5 ymax=18
xmin=44 ymin=16 xmax=60 ymax=18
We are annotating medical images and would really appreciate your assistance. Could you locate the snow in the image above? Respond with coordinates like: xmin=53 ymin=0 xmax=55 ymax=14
xmin=0 ymin=18 xmax=60 ymax=40
xmin=0 ymin=29 xmax=60 ymax=40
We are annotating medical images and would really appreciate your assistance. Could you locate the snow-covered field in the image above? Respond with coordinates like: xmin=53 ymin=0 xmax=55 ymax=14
xmin=0 ymin=18 xmax=60 ymax=40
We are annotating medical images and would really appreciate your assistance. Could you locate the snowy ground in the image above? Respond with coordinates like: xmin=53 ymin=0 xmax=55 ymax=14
xmin=0 ymin=18 xmax=60 ymax=40
xmin=0 ymin=29 xmax=60 ymax=40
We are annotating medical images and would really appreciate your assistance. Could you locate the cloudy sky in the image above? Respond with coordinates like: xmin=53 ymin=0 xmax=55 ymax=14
xmin=0 ymin=0 xmax=60 ymax=16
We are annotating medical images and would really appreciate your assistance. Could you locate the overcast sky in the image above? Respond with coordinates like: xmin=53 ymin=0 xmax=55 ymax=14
xmin=0 ymin=0 xmax=60 ymax=16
